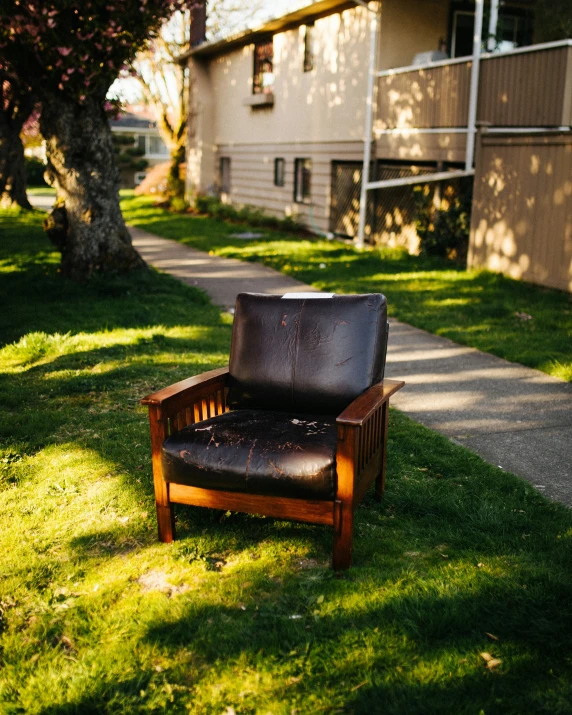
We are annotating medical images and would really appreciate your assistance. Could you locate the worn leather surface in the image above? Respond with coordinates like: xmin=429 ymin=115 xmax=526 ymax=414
xmin=162 ymin=409 xmax=337 ymax=499
xmin=227 ymin=293 xmax=388 ymax=414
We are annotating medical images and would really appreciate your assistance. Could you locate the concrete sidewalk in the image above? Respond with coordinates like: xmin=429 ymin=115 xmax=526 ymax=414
xmin=128 ymin=226 xmax=572 ymax=507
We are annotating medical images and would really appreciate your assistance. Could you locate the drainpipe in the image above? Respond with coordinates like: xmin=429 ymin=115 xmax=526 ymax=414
xmin=465 ymin=0 xmax=484 ymax=170
xmin=487 ymin=0 xmax=499 ymax=52
xmin=356 ymin=1 xmax=378 ymax=250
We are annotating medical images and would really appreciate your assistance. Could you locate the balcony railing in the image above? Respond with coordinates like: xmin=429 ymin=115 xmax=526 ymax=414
xmin=376 ymin=40 xmax=572 ymax=132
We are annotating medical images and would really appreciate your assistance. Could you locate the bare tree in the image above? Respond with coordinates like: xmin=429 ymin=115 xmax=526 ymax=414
xmin=129 ymin=0 xmax=266 ymax=204
xmin=133 ymin=10 xmax=191 ymax=202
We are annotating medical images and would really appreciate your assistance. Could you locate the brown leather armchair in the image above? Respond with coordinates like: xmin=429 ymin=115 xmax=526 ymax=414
xmin=141 ymin=293 xmax=403 ymax=569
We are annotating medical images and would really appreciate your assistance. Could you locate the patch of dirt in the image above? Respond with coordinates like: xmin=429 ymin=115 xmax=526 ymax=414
xmin=137 ymin=569 xmax=189 ymax=596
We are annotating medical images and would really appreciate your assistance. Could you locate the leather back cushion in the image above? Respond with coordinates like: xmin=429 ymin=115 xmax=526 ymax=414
xmin=227 ymin=293 xmax=388 ymax=414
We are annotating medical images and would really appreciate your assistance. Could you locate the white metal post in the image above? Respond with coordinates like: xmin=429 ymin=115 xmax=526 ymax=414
xmin=487 ymin=0 xmax=499 ymax=51
xmin=465 ymin=0 xmax=484 ymax=170
xmin=356 ymin=5 xmax=378 ymax=249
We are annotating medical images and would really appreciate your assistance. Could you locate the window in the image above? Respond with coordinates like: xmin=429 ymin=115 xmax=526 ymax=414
xmin=253 ymin=38 xmax=274 ymax=94
xmin=294 ymin=158 xmax=311 ymax=203
xmin=495 ymin=15 xmax=521 ymax=52
xmin=303 ymin=23 xmax=315 ymax=72
xmin=134 ymin=171 xmax=147 ymax=185
xmin=274 ymin=158 xmax=285 ymax=187
xmin=136 ymin=135 xmax=147 ymax=153
xmin=149 ymin=135 xmax=169 ymax=156
xmin=220 ymin=157 xmax=231 ymax=193
xmin=450 ymin=5 xmax=532 ymax=57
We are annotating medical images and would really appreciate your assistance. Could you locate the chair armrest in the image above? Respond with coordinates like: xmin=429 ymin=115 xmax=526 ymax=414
xmin=336 ymin=379 xmax=404 ymax=427
xmin=141 ymin=366 xmax=230 ymax=416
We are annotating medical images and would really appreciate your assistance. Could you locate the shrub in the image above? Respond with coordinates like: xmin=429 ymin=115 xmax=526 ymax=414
xmin=193 ymin=195 xmax=304 ymax=233
xmin=170 ymin=196 xmax=189 ymax=213
xmin=414 ymin=177 xmax=472 ymax=261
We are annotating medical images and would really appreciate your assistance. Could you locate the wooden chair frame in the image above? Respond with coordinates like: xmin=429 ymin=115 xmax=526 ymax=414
xmin=142 ymin=367 xmax=404 ymax=569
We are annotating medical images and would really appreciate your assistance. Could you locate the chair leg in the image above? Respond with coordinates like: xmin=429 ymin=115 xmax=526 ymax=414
xmin=148 ymin=405 xmax=175 ymax=543
xmin=333 ymin=499 xmax=353 ymax=570
xmin=156 ymin=501 xmax=176 ymax=543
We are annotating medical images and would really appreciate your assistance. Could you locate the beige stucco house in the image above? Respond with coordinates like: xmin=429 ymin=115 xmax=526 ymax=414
xmin=180 ymin=0 xmax=572 ymax=292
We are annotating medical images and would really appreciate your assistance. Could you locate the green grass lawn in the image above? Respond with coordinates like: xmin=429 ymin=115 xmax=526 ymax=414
xmin=2 ymin=210 xmax=572 ymax=713
xmin=26 ymin=186 xmax=57 ymax=196
xmin=122 ymin=193 xmax=572 ymax=382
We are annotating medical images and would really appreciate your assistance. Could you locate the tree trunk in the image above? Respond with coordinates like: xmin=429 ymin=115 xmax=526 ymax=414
xmin=0 ymin=108 xmax=33 ymax=210
xmin=39 ymin=93 xmax=146 ymax=279
xmin=167 ymin=143 xmax=186 ymax=201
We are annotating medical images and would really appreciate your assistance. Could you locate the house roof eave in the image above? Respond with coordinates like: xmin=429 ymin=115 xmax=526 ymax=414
xmin=175 ymin=0 xmax=363 ymax=63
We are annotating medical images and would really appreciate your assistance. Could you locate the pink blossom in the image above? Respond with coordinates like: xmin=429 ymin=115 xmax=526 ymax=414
xmin=56 ymin=46 xmax=71 ymax=56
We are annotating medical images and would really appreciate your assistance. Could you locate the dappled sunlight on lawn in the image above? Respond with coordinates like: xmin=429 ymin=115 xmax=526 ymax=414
xmin=120 ymin=195 xmax=571 ymax=381
xmin=2 ymin=208 xmax=572 ymax=712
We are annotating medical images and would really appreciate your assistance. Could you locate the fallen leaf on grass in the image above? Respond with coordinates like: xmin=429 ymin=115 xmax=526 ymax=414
xmin=480 ymin=652 xmax=502 ymax=670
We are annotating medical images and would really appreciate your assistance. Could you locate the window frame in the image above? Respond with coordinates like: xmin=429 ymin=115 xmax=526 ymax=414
xmin=148 ymin=134 xmax=169 ymax=157
xmin=253 ymin=37 xmax=274 ymax=94
xmin=274 ymin=158 xmax=285 ymax=187
xmin=294 ymin=158 xmax=312 ymax=204
xmin=219 ymin=156 xmax=231 ymax=194
xmin=303 ymin=23 xmax=315 ymax=72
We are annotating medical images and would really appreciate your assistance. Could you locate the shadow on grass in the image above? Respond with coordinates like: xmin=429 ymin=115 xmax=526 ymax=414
xmin=0 ymin=265 xmax=225 ymax=349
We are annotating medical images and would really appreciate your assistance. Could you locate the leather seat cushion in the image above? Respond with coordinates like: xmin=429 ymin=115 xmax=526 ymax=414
xmin=162 ymin=409 xmax=337 ymax=499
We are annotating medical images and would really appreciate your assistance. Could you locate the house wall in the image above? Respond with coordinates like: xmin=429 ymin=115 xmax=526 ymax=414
xmin=189 ymin=0 xmax=452 ymax=224
xmin=469 ymin=132 xmax=572 ymax=293
xmin=187 ymin=58 xmax=216 ymax=195
xmin=209 ymin=4 xmax=373 ymax=147
xmin=217 ymin=140 xmax=364 ymax=233
xmin=377 ymin=0 xmax=448 ymax=70
xmin=207 ymin=1 xmax=448 ymax=148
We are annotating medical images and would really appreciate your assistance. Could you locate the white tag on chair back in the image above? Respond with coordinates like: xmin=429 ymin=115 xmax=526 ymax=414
xmin=281 ymin=293 xmax=335 ymax=299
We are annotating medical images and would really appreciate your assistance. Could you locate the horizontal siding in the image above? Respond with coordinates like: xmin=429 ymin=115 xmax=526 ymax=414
xmin=217 ymin=141 xmax=365 ymax=155
xmin=214 ymin=140 xmax=362 ymax=233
